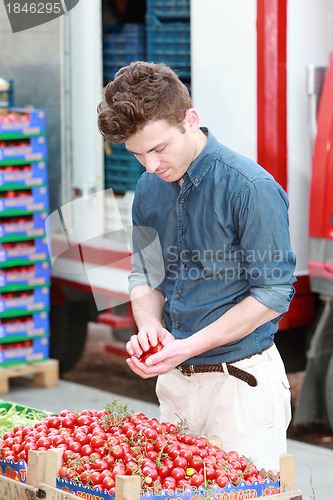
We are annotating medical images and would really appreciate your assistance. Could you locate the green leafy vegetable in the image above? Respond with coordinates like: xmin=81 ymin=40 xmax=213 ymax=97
xmin=0 ymin=403 xmax=48 ymax=437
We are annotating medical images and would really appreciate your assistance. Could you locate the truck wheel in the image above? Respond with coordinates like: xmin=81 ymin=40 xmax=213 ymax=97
xmin=49 ymin=299 xmax=89 ymax=375
xmin=325 ymin=352 xmax=333 ymax=431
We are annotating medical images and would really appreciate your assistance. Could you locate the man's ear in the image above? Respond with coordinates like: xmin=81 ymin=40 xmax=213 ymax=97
xmin=184 ymin=108 xmax=200 ymax=132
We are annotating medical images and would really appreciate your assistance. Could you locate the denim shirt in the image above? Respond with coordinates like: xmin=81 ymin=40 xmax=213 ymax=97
xmin=129 ymin=129 xmax=296 ymax=364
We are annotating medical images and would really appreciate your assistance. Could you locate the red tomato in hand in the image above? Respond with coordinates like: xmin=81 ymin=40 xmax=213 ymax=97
xmin=138 ymin=341 xmax=164 ymax=363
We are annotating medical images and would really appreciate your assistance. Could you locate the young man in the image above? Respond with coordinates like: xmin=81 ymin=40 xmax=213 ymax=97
xmin=97 ymin=61 xmax=296 ymax=471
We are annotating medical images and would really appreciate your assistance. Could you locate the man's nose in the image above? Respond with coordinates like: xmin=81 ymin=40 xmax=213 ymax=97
xmin=145 ymin=155 xmax=160 ymax=173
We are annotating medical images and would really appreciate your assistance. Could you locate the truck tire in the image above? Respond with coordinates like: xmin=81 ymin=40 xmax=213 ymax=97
xmin=326 ymin=352 xmax=333 ymax=431
xmin=49 ymin=299 xmax=89 ymax=375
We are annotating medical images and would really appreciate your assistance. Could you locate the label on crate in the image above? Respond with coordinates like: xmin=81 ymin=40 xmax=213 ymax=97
xmin=0 ymin=286 xmax=50 ymax=316
xmin=0 ymin=186 xmax=49 ymax=214
xmin=0 ymin=335 xmax=49 ymax=365
xmin=0 ymin=108 xmax=46 ymax=137
xmin=0 ymin=211 xmax=48 ymax=241
xmin=0 ymin=161 xmax=48 ymax=188
xmin=0 ymin=261 xmax=50 ymax=289
xmin=0 ymin=136 xmax=47 ymax=164
xmin=0 ymin=457 xmax=27 ymax=482
xmin=57 ymin=477 xmax=280 ymax=500
xmin=0 ymin=236 xmax=49 ymax=264
xmin=0 ymin=310 xmax=49 ymax=338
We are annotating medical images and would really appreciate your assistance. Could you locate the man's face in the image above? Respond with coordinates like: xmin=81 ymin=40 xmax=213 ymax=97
xmin=125 ymin=118 xmax=197 ymax=183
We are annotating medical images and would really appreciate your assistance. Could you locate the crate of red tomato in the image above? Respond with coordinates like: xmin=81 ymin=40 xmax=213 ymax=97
xmin=0 ymin=286 xmax=50 ymax=316
xmin=0 ymin=136 xmax=47 ymax=165
xmin=0 ymin=261 xmax=50 ymax=290
xmin=0 ymin=186 xmax=49 ymax=215
xmin=0 ymin=237 xmax=49 ymax=266
xmin=0 ymin=161 xmax=48 ymax=189
xmin=0 ymin=212 xmax=48 ymax=242
xmin=0 ymin=400 xmax=302 ymax=500
xmin=0 ymin=336 xmax=49 ymax=366
xmin=0 ymin=108 xmax=46 ymax=139
xmin=0 ymin=310 xmax=49 ymax=340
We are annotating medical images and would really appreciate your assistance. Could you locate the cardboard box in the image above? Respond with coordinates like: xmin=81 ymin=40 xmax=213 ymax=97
xmin=0 ymin=186 xmax=49 ymax=215
xmin=0 ymin=335 xmax=49 ymax=366
xmin=0 ymin=236 xmax=49 ymax=265
xmin=0 ymin=161 xmax=48 ymax=188
xmin=56 ymin=475 xmax=280 ymax=499
xmin=0 ymin=261 xmax=50 ymax=290
xmin=0 ymin=211 xmax=48 ymax=241
xmin=0 ymin=108 xmax=46 ymax=138
xmin=0 ymin=310 xmax=49 ymax=339
xmin=0 ymin=136 xmax=47 ymax=165
xmin=0 ymin=286 xmax=50 ymax=317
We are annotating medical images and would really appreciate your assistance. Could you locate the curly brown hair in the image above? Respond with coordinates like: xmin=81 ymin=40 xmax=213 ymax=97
xmin=97 ymin=61 xmax=193 ymax=143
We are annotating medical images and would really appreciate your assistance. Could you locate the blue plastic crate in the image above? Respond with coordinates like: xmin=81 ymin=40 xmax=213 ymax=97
xmin=105 ymin=143 xmax=145 ymax=192
xmin=103 ymin=24 xmax=146 ymax=83
xmin=147 ymin=0 xmax=190 ymax=19
xmin=146 ymin=15 xmax=191 ymax=80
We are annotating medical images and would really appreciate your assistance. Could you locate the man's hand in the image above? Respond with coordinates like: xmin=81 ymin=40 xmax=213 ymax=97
xmin=126 ymin=326 xmax=190 ymax=378
xmin=126 ymin=324 xmax=173 ymax=358
xmin=126 ymin=337 xmax=190 ymax=378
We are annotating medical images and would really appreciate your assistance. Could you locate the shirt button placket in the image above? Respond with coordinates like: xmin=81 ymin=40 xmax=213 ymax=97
xmin=174 ymin=192 xmax=187 ymax=334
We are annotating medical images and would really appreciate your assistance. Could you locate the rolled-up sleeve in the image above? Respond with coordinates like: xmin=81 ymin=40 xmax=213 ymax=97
xmin=234 ymin=177 xmax=296 ymax=314
xmin=250 ymin=283 xmax=295 ymax=314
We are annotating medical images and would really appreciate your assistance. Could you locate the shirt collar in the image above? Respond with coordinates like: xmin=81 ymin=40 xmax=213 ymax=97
xmin=182 ymin=128 xmax=221 ymax=187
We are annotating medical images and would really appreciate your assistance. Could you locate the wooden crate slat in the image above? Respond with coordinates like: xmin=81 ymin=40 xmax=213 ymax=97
xmin=0 ymin=474 xmax=37 ymax=500
xmin=280 ymin=453 xmax=296 ymax=492
xmin=38 ymin=483 xmax=79 ymax=500
xmin=27 ymin=449 xmax=47 ymax=487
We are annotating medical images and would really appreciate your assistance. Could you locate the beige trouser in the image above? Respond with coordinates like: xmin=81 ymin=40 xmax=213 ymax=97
xmin=156 ymin=343 xmax=291 ymax=472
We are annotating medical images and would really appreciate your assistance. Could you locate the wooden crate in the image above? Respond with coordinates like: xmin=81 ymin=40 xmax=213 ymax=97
xmin=0 ymin=358 xmax=59 ymax=394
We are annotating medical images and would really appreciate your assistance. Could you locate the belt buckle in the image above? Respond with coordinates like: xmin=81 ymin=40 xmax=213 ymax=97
xmin=178 ymin=365 xmax=194 ymax=376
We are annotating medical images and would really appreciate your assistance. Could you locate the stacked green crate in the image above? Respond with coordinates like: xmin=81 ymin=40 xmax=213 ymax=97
xmin=146 ymin=0 xmax=191 ymax=93
xmin=0 ymin=108 xmax=50 ymax=366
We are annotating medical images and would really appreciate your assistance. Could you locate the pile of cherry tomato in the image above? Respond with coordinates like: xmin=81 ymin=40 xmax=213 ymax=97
xmin=0 ymin=401 xmax=265 ymax=496
xmin=0 ymin=339 xmax=33 ymax=351
xmin=0 ymin=111 xmax=30 ymax=123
